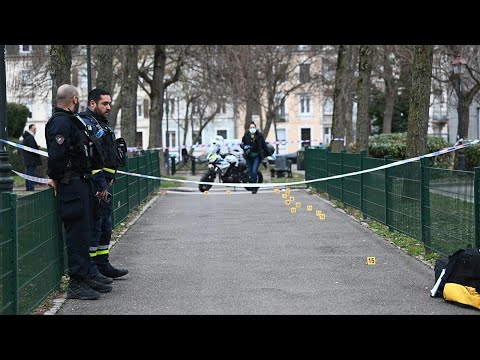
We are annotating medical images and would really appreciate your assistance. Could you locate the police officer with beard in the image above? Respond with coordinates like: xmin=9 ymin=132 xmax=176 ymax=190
xmin=46 ymin=84 xmax=112 ymax=300
xmin=80 ymin=88 xmax=128 ymax=279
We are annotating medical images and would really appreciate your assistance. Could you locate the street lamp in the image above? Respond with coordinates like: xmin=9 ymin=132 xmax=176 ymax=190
xmin=0 ymin=45 xmax=14 ymax=193
xmin=452 ymin=55 xmax=467 ymax=171
xmin=165 ymin=84 xmax=170 ymax=175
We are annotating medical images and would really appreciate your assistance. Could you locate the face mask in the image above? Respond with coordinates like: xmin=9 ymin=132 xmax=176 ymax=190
xmin=249 ymin=128 xmax=256 ymax=134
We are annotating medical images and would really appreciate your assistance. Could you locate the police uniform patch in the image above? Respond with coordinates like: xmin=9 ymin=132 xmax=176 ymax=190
xmin=55 ymin=135 xmax=65 ymax=145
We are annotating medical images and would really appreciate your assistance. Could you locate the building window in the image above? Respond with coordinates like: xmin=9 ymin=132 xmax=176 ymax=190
xmin=277 ymin=128 xmax=287 ymax=151
xmin=20 ymin=70 xmax=33 ymax=86
xmin=19 ymin=45 xmax=32 ymax=54
xmin=299 ymin=63 xmax=311 ymax=83
xmin=168 ymin=131 xmax=176 ymax=148
xmin=137 ymin=98 xmax=144 ymax=118
xmin=192 ymin=130 xmax=202 ymax=145
xmin=217 ymin=130 xmax=227 ymax=139
xmin=136 ymin=132 xmax=143 ymax=149
xmin=322 ymin=61 xmax=335 ymax=83
xmin=323 ymin=96 xmax=334 ymax=115
xmin=299 ymin=94 xmax=311 ymax=115
xmin=432 ymin=91 xmax=443 ymax=121
xmin=144 ymin=98 xmax=150 ymax=118
xmin=324 ymin=127 xmax=331 ymax=144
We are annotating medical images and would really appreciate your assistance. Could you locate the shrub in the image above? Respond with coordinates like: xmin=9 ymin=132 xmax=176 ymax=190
xmin=7 ymin=102 xmax=30 ymax=139
xmin=368 ymin=133 xmax=452 ymax=168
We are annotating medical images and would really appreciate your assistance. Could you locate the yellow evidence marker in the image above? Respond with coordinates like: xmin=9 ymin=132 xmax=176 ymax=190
xmin=367 ymin=257 xmax=376 ymax=265
xmin=295 ymin=202 xmax=301 ymax=208
xmin=316 ymin=210 xmax=322 ymax=216
xmin=204 ymin=191 xmax=209 ymax=196
xmin=290 ymin=207 xmax=297 ymax=214
xmin=289 ymin=196 xmax=294 ymax=201
xmin=318 ymin=213 xmax=326 ymax=220
xmin=226 ymin=190 xmax=231 ymax=195
xmin=285 ymin=200 xmax=291 ymax=206
xmin=282 ymin=194 xmax=287 ymax=199
xmin=307 ymin=205 xmax=313 ymax=211
xmin=274 ymin=188 xmax=280 ymax=194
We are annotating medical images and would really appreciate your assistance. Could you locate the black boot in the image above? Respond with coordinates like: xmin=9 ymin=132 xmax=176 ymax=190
xmin=67 ymin=277 xmax=101 ymax=300
xmin=88 ymin=263 xmax=113 ymax=284
xmin=83 ymin=276 xmax=113 ymax=293
xmin=98 ymin=262 xmax=129 ymax=279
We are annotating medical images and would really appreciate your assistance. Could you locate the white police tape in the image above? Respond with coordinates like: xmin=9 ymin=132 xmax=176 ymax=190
xmin=0 ymin=139 xmax=49 ymax=157
xmin=3 ymin=138 xmax=479 ymax=189
xmin=12 ymin=170 xmax=49 ymax=184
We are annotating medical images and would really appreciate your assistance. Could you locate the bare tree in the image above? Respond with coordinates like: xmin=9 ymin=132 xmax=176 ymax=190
xmin=355 ymin=45 xmax=374 ymax=152
xmin=406 ymin=45 xmax=433 ymax=158
xmin=93 ymin=45 xmax=122 ymax=128
xmin=331 ymin=45 xmax=355 ymax=152
xmin=50 ymin=45 xmax=71 ymax=112
xmin=119 ymin=45 xmax=139 ymax=147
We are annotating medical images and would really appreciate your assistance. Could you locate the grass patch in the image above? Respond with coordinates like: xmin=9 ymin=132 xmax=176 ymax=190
xmin=13 ymin=174 xmax=25 ymax=187
xmin=315 ymin=192 xmax=440 ymax=267
xmin=269 ymin=173 xmax=305 ymax=184
xmin=160 ymin=175 xmax=187 ymax=188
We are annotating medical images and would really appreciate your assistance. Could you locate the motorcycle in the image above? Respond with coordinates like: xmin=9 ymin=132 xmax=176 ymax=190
xmin=198 ymin=146 xmax=263 ymax=192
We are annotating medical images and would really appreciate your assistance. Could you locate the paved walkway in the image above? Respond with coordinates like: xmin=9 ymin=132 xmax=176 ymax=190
xmin=55 ymin=169 xmax=478 ymax=315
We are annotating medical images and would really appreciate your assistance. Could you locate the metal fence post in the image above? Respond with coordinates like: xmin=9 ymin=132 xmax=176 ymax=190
xmin=384 ymin=155 xmax=393 ymax=231
xmin=420 ymin=157 xmax=431 ymax=252
xmin=474 ymin=166 xmax=480 ymax=248
xmin=325 ymin=147 xmax=330 ymax=198
xmin=360 ymin=150 xmax=367 ymax=220
xmin=340 ymin=150 xmax=346 ymax=204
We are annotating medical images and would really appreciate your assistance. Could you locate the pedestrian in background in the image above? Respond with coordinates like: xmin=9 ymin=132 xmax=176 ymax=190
xmin=22 ymin=124 xmax=42 ymax=191
xmin=240 ymin=121 xmax=269 ymax=194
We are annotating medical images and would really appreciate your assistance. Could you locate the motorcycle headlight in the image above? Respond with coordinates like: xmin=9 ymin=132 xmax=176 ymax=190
xmin=208 ymin=164 xmax=214 ymax=169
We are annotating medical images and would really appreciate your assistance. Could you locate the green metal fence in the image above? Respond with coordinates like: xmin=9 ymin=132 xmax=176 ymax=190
xmin=305 ymin=148 xmax=478 ymax=257
xmin=0 ymin=150 xmax=161 ymax=315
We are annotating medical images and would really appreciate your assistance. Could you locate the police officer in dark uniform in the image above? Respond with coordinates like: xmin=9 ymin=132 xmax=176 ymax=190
xmin=45 ymin=84 xmax=112 ymax=300
xmin=80 ymin=88 xmax=129 ymax=279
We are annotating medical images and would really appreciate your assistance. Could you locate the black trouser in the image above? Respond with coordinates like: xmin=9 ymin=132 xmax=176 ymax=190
xmin=57 ymin=178 xmax=94 ymax=280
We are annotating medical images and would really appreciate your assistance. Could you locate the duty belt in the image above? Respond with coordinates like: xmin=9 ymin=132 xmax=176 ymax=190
xmin=71 ymin=174 xmax=93 ymax=180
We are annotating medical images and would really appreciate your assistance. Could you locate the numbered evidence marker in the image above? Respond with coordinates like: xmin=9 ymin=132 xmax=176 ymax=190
xmin=367 ymin=257 xmax=376 ymax=265
xmin=282 ymin=193 xmax=287 ymax=199
xmin=274 ymin=188 xmax=280 ymax=194
xmin=295 ymin=202 xmax=301 ymax=208
xmin=226 ymin=190 xmax=231 ymax=195
xmin=204 ymin=191 xmax=209 ymax=196
xmin=285 ymin=200 xmax=291 ymax=206
xmin=289 ymin=196 xmax=295 ymax=201
xmin=307 ymin=205 xmax=313 ymax=211
xmin=316 ymin=210 xmax=322 ymax=216
xmin=318 ymin=213 xmax=326 ymax=220
xmin=290 ymin=207 xmax=297 ymax=214
xmin=286 ymin=188 xmax=291 ymax=193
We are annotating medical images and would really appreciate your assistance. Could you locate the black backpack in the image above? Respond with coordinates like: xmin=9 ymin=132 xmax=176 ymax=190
xmin=433 ymin=247 xmax=480 ymax=297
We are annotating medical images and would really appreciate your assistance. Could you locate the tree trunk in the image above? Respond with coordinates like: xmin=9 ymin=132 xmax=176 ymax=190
xmin=93 ymin=45 xmax=115 ymax=92
xmin=345 ymin=45 xmax=358 ymax=147
xmin=50 ymin=45 xmax=72 ymax=112
xmin=355 ymin=45 xmax=373 ymax=152
xmin=331 ymin=45 xmax=354 ymax=152
xmin=406 ymin=45 xmax=433 ymax=158
xmin=148 ymin=45 xmax=167 ymax=150
xmin=382 ymin=45 xmax=396 ymax=134
xmin=120 ymin=45 xmax=139 ymax=148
